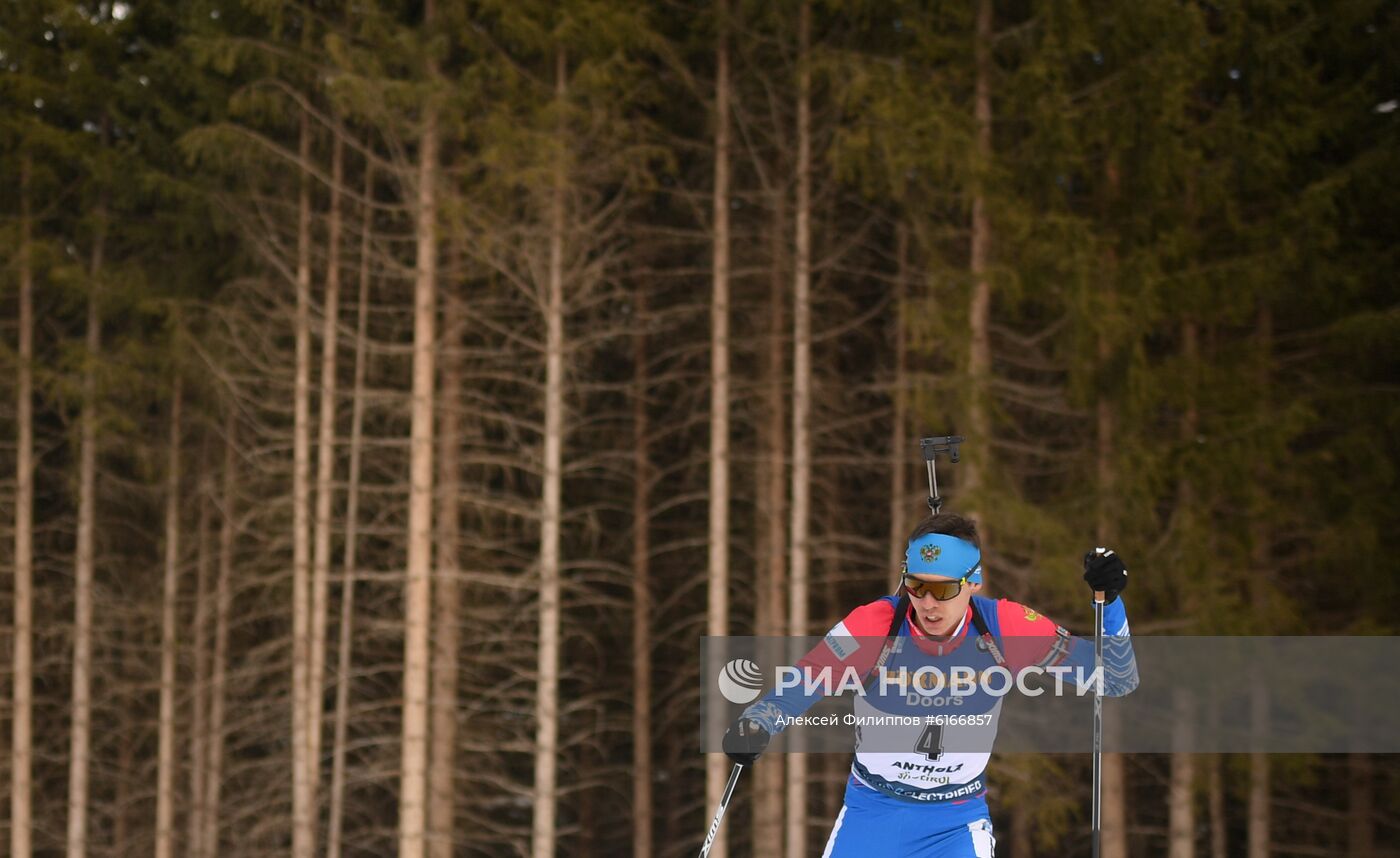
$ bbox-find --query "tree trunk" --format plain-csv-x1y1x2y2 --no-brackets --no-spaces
156,376,183,858
532,45,568,858
964,0,994,510
754,179,788,858
327,162,374,858
204,414,238,858
1097,155,1129,858
428,288,464,858
1208,755,1226,858
1168,690,1195,858
11,152,35,858
632,287,653,858
888,222,910,581
785,5,813,856
310,135,346,832
1247,678,1269,858
1247,307,1272,858
400,14,440,852
1168,323,1199,858
1100,717,1128,857
706,2,733,853
67,198,104,858
1347,754,1373,857
188,454,213,858
291,107,316,858
1178,318,1199,527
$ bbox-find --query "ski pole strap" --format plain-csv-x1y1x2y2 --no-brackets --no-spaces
968,601,1008,668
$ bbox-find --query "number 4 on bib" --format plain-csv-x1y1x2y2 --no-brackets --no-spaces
915,724,944,761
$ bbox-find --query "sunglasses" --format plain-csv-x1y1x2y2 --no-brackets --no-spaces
902,573,972,601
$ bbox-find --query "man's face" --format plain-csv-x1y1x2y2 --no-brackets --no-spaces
907,574,982,637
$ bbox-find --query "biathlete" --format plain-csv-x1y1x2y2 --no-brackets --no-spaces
723,513,1139,857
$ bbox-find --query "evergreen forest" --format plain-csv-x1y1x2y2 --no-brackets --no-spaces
2,0,1397,856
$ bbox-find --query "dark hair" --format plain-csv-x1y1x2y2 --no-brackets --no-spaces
907,513,979,548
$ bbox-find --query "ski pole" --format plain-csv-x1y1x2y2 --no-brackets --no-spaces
698,762,745,858
1091,590,1105,858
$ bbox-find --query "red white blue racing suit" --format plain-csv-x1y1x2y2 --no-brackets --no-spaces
741,595,1138,857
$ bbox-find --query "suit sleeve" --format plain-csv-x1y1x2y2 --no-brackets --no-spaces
994,599,1074,672
996,598,1138,697
741,600,897,732
1091,597,1139,697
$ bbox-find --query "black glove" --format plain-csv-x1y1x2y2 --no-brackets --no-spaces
1083,547,1128,604
723,717,770,766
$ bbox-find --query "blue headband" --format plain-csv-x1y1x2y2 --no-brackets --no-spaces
904,533,982,583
